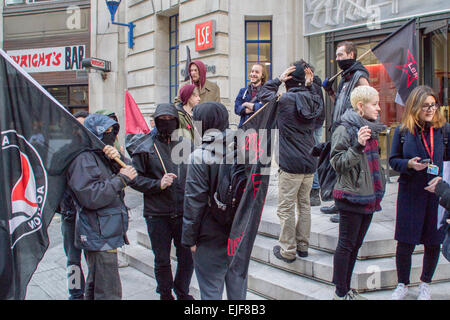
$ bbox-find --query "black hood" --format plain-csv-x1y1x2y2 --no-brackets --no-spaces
193,102,229,136
154,103,180,125
343,60,369,79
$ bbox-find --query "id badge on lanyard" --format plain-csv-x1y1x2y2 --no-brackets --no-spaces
422,128,439,176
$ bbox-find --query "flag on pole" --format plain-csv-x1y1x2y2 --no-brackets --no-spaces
183,45,192,82
124,90,150,155
226,97,280,282
0,49,103,299
372,19,418,105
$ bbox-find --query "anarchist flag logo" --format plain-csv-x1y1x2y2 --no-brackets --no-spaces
2,130,48,249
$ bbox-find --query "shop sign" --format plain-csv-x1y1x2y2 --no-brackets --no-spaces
304,0,450,36
195,20,216,52
7,45,86,73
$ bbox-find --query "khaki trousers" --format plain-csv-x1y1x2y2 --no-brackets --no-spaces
277,170,314,259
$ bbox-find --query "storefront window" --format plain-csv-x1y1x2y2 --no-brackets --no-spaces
245,21,272,87
169,14,179,104
45,85,88,114
308,34,326,81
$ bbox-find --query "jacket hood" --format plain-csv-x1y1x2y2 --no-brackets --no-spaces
288,87,323,121
154,103,180,129
189,60,207,88
193,102,229,137
343,60,369,79
84,113,119,140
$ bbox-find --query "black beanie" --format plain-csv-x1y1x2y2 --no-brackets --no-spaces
285,62,305,89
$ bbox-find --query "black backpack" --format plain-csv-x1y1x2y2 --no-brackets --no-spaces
207,135,248,226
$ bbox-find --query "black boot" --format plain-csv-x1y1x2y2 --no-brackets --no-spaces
320,203,339,214
310,188,321,207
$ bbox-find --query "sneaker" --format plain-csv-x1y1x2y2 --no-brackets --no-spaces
347,289,368,300
273,245,296,263
296,250,308,258
320,203,339,214
310,188,321,207
330,213,340,223
391,283,408,300
417,282,431,300
333,292,349,300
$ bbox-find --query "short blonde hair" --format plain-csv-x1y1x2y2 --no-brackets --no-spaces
350,86,379,111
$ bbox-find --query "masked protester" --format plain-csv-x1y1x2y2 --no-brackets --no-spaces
320,41,370,223
66,113,137,300
129,103,194,300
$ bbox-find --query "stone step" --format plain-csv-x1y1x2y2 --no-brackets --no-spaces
251,234,450,291
248,259,450,300
118,236,266,300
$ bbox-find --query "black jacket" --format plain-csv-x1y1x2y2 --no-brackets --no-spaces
182,102,230,248
130,103,190,217
258,78,323,174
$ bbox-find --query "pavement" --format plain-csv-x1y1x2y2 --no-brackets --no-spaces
25,178,450,300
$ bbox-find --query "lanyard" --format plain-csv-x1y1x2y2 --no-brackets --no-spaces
421,127,434,163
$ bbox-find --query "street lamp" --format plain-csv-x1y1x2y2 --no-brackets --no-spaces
105,0,135,49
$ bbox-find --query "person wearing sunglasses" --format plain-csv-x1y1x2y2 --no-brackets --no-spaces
389,85,450,300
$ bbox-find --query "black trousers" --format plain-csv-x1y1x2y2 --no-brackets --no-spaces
396,241,441,285
333,209,373,297
145,215,194,299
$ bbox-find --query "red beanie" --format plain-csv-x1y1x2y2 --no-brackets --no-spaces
179,84,196,105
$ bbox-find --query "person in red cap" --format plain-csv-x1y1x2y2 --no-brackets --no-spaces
176,84,201,141
189,60,220,103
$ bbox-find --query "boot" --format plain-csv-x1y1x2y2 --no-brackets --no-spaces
320,203,339,214
310,188,321,207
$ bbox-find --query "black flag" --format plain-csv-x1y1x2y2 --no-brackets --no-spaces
372,19,418,105
183,45,192,82
0,49,103,299
226,96,280,283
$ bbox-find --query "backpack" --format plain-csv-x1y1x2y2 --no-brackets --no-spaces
207,134,248,226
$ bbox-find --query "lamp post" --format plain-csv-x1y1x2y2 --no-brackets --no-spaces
105,0,135,49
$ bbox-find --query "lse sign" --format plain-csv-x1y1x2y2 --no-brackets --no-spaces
195,20,216,52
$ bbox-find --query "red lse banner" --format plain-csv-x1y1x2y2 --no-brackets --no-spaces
195,20,216,52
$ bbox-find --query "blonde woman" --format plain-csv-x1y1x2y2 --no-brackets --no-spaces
389,85,449,300
330,85,386,300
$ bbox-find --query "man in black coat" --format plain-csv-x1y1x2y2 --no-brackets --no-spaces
258,61,323,263
321,41,370,222
130,103,194,300
66,113,137,300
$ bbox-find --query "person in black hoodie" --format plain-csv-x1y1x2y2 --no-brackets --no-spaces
182,102,248,300
258,61,323,263
130,103,194,300
320,41,370,222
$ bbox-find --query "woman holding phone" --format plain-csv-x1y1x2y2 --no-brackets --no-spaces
389,85,450,300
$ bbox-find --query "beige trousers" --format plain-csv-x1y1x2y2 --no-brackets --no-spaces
277,169,314,259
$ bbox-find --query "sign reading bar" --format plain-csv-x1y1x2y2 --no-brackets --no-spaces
7,46,86,73
81,57,111,72
195,20,216,52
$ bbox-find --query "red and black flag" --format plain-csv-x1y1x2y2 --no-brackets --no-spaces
372,19,418,105
226,97,280,284
124,90,151,156
0,49,103,299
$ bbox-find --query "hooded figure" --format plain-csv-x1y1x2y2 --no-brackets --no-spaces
257,62,324,264
94,109,123,151
129,103,194,300
182,102,248,300
188,60,221,103
66,113,136,300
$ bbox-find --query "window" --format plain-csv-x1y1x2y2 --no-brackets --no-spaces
169,14,179,104
46,85,88,114
245,21,272,87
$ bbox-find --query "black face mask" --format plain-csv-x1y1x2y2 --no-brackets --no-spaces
338,58,356,71
156,119,178,140
102,131,117,146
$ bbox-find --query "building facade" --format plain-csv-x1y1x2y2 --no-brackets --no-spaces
90,0,308,132
3,0,90,114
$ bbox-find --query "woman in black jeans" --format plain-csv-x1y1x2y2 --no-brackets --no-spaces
389,85,448,300
330,86,386,300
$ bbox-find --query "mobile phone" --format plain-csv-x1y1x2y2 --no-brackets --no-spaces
419,159,431,164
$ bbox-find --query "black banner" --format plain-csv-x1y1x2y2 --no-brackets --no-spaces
0,49,103,299
372,19,418,105
226,97,280,283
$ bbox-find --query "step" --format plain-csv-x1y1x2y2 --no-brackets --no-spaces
118,235,266,300
247,259,450,300
251,234,450,291
259,202,425,260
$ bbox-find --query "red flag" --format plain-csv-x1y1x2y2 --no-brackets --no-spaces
124,90,150,135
